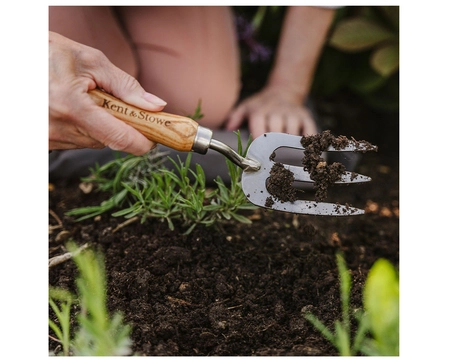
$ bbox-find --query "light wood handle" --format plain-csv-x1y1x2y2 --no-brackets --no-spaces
88,88,199,152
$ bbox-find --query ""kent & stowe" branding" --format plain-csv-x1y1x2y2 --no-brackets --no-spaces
100,98,171,126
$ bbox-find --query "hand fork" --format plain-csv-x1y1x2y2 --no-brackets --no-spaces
89,89,374,216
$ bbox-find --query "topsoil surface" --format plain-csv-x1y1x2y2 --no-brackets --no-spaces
49,92,399,356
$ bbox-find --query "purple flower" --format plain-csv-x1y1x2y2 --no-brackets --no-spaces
235,15,272,63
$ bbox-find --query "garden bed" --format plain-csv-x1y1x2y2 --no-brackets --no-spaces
49,93,399,356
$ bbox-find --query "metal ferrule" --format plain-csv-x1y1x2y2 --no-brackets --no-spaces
192,126,260,171
192,126,213,154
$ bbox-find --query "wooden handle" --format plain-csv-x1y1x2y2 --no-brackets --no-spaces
88,88,199,152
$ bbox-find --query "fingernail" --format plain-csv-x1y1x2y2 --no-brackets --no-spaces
143,92,167,106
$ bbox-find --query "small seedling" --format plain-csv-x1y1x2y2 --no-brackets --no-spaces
304,252,369,356
304,252,399,356
49,242,132,356
49,287,76,356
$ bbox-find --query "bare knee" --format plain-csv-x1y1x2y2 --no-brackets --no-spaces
116,6,241,127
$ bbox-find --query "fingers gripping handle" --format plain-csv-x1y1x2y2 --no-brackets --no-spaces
88,89,212,153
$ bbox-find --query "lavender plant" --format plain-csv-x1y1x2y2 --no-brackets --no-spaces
235,12,273,63
66,102,256,234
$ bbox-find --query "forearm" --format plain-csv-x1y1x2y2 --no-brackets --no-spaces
267,6,335,102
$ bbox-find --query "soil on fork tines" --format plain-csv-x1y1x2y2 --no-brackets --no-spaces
49,94,399,356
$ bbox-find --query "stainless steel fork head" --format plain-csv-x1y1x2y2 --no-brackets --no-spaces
241,132,373,216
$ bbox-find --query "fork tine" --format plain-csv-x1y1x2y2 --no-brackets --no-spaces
325,142,373,152
252,132,376,153
284,164,372,184
266,199,365,216
242,167,367,216
337,171,372,184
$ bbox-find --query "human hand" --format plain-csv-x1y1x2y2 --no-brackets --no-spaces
225,86,318,139
49,31,167,155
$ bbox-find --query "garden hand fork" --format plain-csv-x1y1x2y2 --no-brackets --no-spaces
89,89,375,216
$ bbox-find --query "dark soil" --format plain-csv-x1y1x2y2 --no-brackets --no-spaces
49,93,399,356
266,162,298,204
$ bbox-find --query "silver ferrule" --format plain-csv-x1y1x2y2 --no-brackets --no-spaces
192,126,213,154
192,126,260,171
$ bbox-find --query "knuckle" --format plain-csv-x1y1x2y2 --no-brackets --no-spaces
108,72,142,100
77,47,106,68
118,74,141,95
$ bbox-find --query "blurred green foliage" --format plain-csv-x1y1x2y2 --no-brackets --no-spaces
234,6,399,112
362,258,400,355
313,6,399,111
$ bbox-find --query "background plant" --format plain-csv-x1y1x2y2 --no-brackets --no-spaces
234,6,399,112
49,242,132,356
304,252,399,356
313,6,399,111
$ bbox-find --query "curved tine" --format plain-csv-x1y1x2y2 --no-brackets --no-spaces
338,172,372,183
249,133,372,184
260,132,306,150
241,169,365,216
268,200,365,216
285,164,372,184
250,132,373,153
284,164,314,182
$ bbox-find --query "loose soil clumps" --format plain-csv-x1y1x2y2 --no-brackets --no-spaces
301,130,347,201
300,130,377,201
266,162,298,205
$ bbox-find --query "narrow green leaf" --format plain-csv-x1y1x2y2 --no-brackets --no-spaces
183,223,197,235
113,188,128,204
222,212,231,220
167,217,175,231
334,321,351,356
304,313,336,344
112,206,139,217
49,318,65,350
230,212,253,224
203,204,221,211
238,203,259,211
336,252,351,332
352,309,370,354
